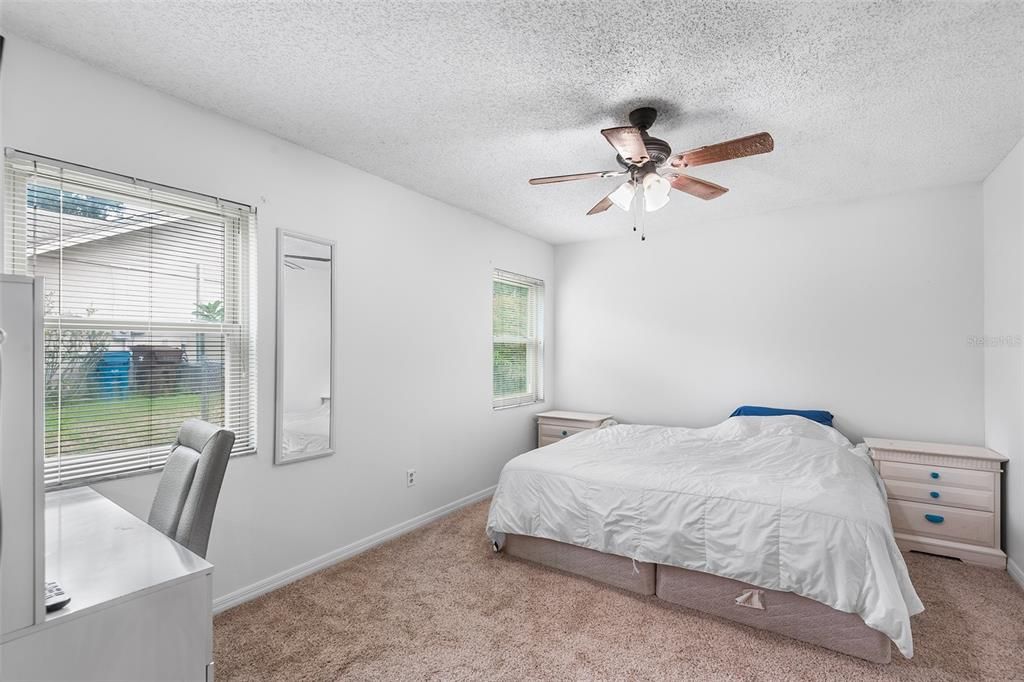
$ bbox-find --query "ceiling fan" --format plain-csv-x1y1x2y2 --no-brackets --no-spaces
528,107,774,239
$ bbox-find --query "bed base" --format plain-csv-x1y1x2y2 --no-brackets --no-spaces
656,564,891,663
503,534,656,595
501,534,891,664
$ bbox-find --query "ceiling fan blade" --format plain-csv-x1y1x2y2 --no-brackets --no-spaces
601,127,650,165
669,132,774,168
528,170,623,185
586,195,614,215
669,174,729,200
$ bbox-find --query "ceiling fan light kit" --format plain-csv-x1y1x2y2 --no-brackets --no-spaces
642,171,671,211
529,107,774,240
608,181,636,211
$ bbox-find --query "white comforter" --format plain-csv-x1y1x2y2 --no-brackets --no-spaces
486,416,924,657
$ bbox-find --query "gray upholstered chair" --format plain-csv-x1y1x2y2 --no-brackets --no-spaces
147,419,235,559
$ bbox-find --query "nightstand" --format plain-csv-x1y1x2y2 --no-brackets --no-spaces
865,438,1007,569
536,410,613,448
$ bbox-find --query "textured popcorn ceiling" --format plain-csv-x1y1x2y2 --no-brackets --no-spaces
4,1,1023,244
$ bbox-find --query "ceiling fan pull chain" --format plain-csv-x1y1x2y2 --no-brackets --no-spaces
633,179,646,236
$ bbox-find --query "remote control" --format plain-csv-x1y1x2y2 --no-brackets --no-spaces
45,580,71,613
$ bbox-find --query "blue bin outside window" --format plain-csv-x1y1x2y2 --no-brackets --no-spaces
95,351,131,399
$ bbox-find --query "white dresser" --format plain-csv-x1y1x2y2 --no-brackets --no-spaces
865,438,1007,569
536,410,613,448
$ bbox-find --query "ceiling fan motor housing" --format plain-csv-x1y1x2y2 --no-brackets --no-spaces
618,107,672,166
616,135,672,168
641,135,671,165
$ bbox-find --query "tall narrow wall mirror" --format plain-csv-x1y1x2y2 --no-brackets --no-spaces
275,230,335,464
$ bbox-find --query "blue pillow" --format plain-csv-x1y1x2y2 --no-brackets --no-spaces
729,405,834,427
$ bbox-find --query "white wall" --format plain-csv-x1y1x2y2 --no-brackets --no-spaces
983,136,1024,579
555,185,985,445
1,36,555,601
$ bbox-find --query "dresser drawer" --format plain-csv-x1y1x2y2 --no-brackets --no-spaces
539,423,588,440
888,499,994,546
883,479,994,512
879,461,994,490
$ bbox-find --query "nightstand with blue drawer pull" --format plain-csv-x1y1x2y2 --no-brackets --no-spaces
865,438,1007,569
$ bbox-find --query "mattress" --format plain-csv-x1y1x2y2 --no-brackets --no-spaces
486,415,923,657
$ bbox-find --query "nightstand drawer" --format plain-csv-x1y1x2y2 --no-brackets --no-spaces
883,479,994,512
538,436,561,448
888,499,994,546
879,461,993,490
539,423,587,440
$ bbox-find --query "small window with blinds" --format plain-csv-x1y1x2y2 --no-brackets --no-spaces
3,151,257,488
492,269,544,409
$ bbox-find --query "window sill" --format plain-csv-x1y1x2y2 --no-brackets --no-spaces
44,448,257,492
46,465,167,492
492,400,543,411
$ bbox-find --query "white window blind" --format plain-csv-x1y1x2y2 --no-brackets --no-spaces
492,269,544,409
3,151,257,488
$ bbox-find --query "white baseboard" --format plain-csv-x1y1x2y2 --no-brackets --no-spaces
1008,556,1024,592
213,485,496,613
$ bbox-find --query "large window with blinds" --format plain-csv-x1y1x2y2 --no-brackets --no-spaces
3,151,257,488
492,269,544,409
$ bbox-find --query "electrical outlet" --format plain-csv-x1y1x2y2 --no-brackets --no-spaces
406,469,416,487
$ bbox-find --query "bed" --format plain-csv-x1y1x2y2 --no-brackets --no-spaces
486,415,923,663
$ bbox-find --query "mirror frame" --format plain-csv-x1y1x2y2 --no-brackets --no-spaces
274,229,336,465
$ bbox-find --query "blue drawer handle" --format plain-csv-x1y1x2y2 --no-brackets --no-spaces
930,491,940,499
930,472,940,479
925,514,944,524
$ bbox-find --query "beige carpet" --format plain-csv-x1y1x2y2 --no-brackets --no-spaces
215,500,1024,681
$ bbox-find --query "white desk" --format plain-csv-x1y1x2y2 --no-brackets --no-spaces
1,488,214,681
